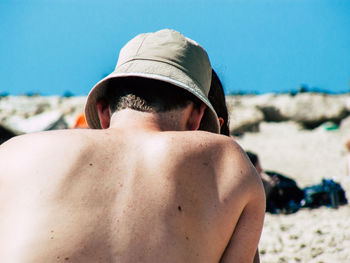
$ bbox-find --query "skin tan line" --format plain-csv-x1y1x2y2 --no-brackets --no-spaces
0,101,265,262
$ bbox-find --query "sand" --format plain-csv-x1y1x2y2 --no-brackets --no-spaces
237,121,350,263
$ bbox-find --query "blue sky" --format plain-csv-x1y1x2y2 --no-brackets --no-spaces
1,0,349,95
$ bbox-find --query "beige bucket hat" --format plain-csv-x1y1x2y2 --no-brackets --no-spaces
85,29,220,133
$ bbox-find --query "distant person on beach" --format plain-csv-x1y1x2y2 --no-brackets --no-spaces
73,113,89,129
246,151,304,214
344,138,350,178
0,29,265,262
245,151,279,197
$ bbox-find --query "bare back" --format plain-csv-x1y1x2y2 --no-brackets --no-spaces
0,128,264,262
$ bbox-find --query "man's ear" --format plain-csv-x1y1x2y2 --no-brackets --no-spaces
96,99,111,129
187,103,207,131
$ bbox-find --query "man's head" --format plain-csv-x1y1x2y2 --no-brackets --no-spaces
96,77,206,130
102,77,202,114
84,29,220,133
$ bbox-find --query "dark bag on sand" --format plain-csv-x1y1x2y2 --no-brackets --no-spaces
265,171,304,214
302,179,348,209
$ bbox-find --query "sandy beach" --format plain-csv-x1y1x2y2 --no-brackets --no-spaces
0,94,349,262
237,121,350,263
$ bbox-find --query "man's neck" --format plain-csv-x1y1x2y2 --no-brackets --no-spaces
108,109,185,132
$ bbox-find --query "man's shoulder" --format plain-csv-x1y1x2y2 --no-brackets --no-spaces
0,130,93,168
166,130,239,149
188,132,264,197
174,131,265,208
181,131,245,158
161,130,249,169
0,129,98,184
1,129,89,151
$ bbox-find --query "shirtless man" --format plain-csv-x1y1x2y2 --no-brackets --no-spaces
0,29,265,262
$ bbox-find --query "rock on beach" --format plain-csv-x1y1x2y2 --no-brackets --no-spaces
227,93,350,134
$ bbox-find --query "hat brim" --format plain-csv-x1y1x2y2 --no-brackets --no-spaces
85,59,220,133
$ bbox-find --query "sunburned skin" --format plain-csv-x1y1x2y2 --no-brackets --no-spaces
0,108,265,263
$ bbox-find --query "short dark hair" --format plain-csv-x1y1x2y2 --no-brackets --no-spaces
208,70,230,136
246,151,259,166
104,77,202,113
